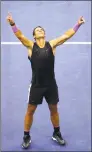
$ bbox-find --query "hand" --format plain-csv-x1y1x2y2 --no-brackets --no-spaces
78,16,85,25
6,12,14,24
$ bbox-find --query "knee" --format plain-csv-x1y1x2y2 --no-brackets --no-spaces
50,110,58,116
26,104,37,115
49,105,58,116
27,109,35,115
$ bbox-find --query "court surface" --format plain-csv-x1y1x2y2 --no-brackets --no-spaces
1,1,91,151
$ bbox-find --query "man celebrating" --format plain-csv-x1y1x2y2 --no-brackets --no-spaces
6,13,85,149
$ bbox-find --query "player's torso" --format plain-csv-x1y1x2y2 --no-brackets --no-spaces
31,41,54,67
28,41,55,86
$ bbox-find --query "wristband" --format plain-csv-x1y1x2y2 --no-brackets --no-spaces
10,22,15,26
73,23,81,32
12,25,18,33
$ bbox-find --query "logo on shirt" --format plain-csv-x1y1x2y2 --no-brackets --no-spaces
46,49,48,52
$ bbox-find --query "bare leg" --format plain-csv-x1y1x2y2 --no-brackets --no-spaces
48,104,60,127
24,104,37,131
48,104,65,145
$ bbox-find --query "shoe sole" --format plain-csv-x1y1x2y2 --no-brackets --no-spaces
52,137,66,145
52,137,57,141
22,140,31,149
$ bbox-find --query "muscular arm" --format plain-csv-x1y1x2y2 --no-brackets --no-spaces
10,23,33,57
49,25,80,49
7,13,34,57
11,23,34,48
49,29,75,48
49,17,85,50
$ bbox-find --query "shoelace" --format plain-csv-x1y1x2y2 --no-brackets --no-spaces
55,132,63,140
23,135,30,143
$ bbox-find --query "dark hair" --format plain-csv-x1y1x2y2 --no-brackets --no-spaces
33,26,45,36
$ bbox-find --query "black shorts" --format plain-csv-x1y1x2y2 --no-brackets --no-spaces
27,82,59,105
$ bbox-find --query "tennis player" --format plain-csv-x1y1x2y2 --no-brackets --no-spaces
6,13,85,149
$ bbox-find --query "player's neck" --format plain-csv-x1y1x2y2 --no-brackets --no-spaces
36,38,45,48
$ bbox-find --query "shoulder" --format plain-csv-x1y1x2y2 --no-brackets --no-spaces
48,40,54,49
47,41,56,56
46,41,53,49
28,40,34,49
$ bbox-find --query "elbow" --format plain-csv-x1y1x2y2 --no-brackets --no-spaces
65,29,76,39
66,33,75,39
16,34,24,42
64,35,70,41
17,36,23,41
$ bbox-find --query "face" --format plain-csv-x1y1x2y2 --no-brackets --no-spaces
34,27,45,39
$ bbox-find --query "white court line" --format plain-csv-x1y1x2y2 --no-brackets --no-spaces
1,42,92,45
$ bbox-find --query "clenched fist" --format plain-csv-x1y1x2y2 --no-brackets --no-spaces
6,12,15,25
78,16,85,25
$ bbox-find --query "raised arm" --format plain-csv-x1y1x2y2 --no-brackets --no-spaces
49,16,85,49
6,13,34,49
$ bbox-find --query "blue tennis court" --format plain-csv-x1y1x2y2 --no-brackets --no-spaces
1,1,91,151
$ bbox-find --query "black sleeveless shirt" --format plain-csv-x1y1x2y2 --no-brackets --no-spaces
28,41,55,87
